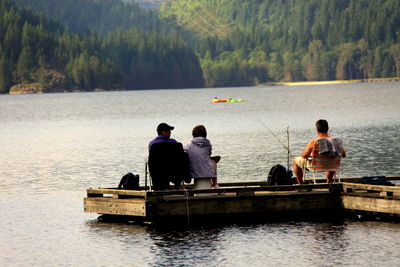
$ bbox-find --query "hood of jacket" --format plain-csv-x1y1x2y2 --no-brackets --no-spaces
191,137,211,148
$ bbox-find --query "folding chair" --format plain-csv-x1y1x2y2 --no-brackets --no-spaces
303,140,341,184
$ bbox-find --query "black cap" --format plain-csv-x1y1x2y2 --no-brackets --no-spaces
157,123,174,132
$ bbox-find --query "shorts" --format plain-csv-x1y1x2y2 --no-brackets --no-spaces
294,157,312,169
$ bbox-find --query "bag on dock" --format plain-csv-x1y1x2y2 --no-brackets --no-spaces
118,173,140,190
357,176,393,186
267,164,293,185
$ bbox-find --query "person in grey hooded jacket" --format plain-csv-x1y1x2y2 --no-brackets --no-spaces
184,125,220,188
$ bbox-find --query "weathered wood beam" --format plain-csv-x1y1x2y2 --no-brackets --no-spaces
84,197,146,216
342,182,400,193
342,195,400,215
87,188,147,197
147,191,340,217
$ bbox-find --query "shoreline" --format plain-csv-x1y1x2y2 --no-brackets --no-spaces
273,77,400,86
7,77,400,94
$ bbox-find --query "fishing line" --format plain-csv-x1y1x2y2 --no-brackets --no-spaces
256,119,294,168
184,188,190,225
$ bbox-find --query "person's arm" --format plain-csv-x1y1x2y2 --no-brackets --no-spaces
183,142,189,153
301,139,315,158
340,146,347,158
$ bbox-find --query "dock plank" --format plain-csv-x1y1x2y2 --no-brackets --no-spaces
342,182,400,193
87,188,147,198
84,197,146,216
342,195,400,215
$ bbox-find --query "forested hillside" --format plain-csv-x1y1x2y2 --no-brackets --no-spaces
13,0,172,34
0,0,204,93
126,0,165,10
161,0,400,87
3,0,400,92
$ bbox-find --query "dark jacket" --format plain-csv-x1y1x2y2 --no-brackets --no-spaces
148,142,190,190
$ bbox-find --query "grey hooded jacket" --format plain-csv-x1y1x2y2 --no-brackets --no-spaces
184,137,217,178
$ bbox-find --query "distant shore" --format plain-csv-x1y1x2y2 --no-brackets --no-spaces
8,77,400,94
8,83,111,95
272,77,400,86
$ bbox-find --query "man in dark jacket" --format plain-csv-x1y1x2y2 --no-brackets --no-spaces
148,123,177,151
148,123,190,190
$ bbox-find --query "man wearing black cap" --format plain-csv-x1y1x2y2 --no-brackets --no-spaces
148,123,190,190
148,123,177,151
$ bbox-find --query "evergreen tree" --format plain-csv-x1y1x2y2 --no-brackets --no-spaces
0,55,12,93
268,52,283,82
357,39,371,79
304,40,329,81
16,46,35,83
390,43,400,78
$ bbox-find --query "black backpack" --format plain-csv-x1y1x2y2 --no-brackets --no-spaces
267,164,293,185
358,176,393,186
118,173,140,190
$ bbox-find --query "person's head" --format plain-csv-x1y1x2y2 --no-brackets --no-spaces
192,125,207,138
157,122,174,136
316,119,329,133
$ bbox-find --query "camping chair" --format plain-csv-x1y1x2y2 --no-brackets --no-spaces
303,140,341,184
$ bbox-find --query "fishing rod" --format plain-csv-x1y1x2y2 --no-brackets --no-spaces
256,119,294,169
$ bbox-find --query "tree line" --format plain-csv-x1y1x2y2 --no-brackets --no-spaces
0,0,204,93
2,0,400,92
161,0,400,87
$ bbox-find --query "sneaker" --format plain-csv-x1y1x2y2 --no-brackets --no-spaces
213,185,220,189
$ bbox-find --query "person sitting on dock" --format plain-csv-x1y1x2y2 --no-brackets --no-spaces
293,119,346,184
184,125,220,189
148,122,178,151
148,123,190,190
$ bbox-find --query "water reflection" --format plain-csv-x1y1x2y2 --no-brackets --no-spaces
85,218,224,266
149,227,221,267
85,217,353,267
301,223,349,266
85,219,156,265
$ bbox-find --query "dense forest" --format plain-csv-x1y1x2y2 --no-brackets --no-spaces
124,0,164,10
13,0,172,34
0,0,204,93
1,0,399,93
161,0,400,87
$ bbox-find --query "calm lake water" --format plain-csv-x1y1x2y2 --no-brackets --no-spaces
1,82,400,266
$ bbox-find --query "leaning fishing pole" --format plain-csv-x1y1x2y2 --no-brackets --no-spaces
257,119,295,185
286,126,291,169
256,119,294,168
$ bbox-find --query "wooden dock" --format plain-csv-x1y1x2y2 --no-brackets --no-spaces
342,182,400,217
84,177,400,222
